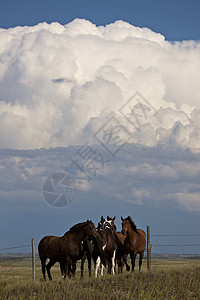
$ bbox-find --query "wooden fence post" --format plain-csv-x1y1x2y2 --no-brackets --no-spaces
31,238,36,283
147,226,151,282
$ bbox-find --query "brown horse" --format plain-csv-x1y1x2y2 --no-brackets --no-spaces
38,220,99,280
121,216,146,272
105,216,130,273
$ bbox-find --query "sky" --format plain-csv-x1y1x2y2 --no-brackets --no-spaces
0,0,200,255
1,0,200,41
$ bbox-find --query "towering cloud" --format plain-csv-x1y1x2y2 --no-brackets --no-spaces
0,18,200,150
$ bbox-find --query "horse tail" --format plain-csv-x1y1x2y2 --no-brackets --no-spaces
38,238,46,259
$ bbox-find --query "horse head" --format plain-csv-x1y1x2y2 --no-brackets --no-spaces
103,216,116,230
85,220,99,239
97,216,105,230
121,216,140,236
121,216,129,234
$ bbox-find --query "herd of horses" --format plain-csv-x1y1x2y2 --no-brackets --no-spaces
38,216,146,280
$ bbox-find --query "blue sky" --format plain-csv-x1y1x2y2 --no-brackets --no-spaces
1,0,200,41
0,0,200,256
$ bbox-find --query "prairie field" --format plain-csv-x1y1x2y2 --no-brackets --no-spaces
0,257,200,299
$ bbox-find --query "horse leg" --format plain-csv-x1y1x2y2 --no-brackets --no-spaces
81,253,86,278
101,261,105,276
59,257,69,279
111,250,116,275
139,251,144,271
118,260,123,273
117,254,124,273
95,256,100,277
40,257,47,279
71,259,76,277
87,251,92,277
46,260,56,280
123,254,130,272
59,260,68,279
59,261,64,277
107,257,114,274
115,250,123,273
130,252,136,272
117,257,123,273
107,261,111,274
67,260,72,278
114,255,117,273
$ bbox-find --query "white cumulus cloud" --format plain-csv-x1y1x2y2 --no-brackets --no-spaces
0,18,200,150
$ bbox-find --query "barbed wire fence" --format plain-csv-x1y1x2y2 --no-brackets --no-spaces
0,241,35,284
151,233,200,253
0,229,200,283
146,226,200,282
0,245,32,252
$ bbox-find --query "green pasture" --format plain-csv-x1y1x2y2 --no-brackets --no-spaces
0,257,200,299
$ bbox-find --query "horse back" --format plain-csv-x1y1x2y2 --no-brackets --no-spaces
38,235,66,260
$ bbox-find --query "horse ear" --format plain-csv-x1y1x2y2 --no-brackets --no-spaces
107,216,109,220
101,216,104,222
113,216,116,221
121,216,124,221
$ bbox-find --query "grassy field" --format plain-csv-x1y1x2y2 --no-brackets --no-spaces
0,257,200,299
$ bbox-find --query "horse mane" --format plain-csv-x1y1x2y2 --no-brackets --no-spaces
66,220,94,234
126,216,140,235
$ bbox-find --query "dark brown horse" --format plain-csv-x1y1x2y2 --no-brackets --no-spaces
121,216,146,272
38,220,99,280
105,216,130,273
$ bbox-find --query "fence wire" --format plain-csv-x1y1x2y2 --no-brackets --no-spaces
0,245,31,251
153,244,200,247
150,232,200,255
1,234,200,252
152,234,200,237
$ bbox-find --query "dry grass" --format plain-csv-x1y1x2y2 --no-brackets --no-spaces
0,258,200,299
